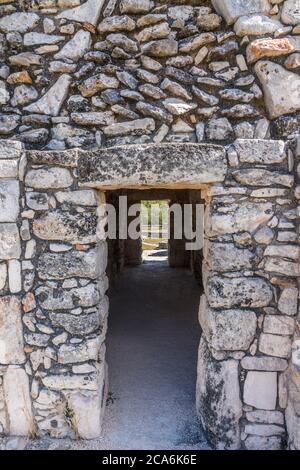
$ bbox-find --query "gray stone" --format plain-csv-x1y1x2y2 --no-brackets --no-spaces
234,15,281,36
106,33,138,53
54,30,91,62
0,297,25,365
57,0,105,26
282,0,300,25
0,223,21,260
259,333,292,359
50,310,103,335
11,85,38,107
25,167,73,189
71,112,115,126
199,296,257,351
141,39,178,57
244,371,277,410
136,102,172,123
42,372,101,391
206,276,273,309
0,140,22,160
241,356,288,371
136,22,170,43
79,73,119,98
103,118,155,137
163,98,197,116
3,366,34,436
232,169,293,187
264,316,295,336
58,338,100,364
33,209,97,244
24,75,71,117
204,242,254,272
244,436,282,450
244,423,285,437
0,115,20,134
120,0,153,14
192,86,219,106
278,288,298,316
0,180,19,223
98,15,135,33
161,78,192,101
36,283,101,310
211,0,270,25
206,118,233,140
255,61,300,119
38,246,107,280
55,189,98,206
24,33,65,46
264,258,299,277
234,139,286,164
78,143,227,189
0,12,39,33
196,337,242,450
246,410,284,425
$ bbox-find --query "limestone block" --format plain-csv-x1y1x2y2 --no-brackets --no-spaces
3,366,34,436
206,276,273,309
57,0,105,25
58,338,100,364
206,202,273,236
263,315,295,336
244,423,285,437
211,0,269,24
36,283,101,310
24,75,71,117
241,356,288,371
0,160,18,178
259,333,292,359
196,337,242,449
66,390,104,439
25,167,73,189
278,288,298,315
0,223,21,260
78,143,227,189
33,209,97,244
233,139,286,164
204,241,254,272
42,372,101,391
255,61,300,119
50,309,104,336
199,296,257,351
281,0,300,25
244,371,277,410
244,435,282,450
232,169,293,187
234,15,282,36
0,140,22,160
0,12,39,33
246,410,284,425
0,296,25,364
0,180,19,223
54,30,92,62
264,258,299,277
120,0,153,14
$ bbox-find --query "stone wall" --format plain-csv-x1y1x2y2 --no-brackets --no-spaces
0,0,300,149
0,137,299,449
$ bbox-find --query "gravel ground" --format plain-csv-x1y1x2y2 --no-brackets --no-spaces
0,259,210,451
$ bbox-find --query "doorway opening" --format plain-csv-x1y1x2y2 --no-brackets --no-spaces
100,188,208,450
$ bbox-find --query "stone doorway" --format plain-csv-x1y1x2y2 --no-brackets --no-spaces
0,139,298,450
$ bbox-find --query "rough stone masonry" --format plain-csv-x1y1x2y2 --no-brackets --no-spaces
0,0,299,451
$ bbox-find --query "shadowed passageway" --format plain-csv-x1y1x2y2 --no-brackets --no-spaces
102,260,209,450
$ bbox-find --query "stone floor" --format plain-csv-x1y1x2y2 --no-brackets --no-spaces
0,258,210,450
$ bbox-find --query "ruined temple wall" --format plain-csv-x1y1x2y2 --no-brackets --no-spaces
0,0,300,150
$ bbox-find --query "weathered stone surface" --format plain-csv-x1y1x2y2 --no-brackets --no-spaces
0,12,39,33
244,423,285,437
71,111,115,126
247,38,295,64
204,242,254,272
264,258,299,277
66,391,104,439
120,0,153,14
241,356,288,371
38,246,107,279
58,338,100,364
259,333,292,359
24,32,65,46
54,30,91,62
42,372,101,391
24,74,71,117
79,73,119,98
263,315,295,336
255,61,300,119
25,167,73,189
244,435,282,450
78,144,227,189
278,288,298,316
103,118,155,137
0,140,22,160
36,283,101,310
206,276,273,309
0,296,25,365
11,85,38,107
232,169,293,187
0,115,20,135
3,366,34,436
50,310,103,335
55,189,98,206
244,371,277,410
33,209,97,244
141,39,178,57
0,180,19,223
57,0,105,26
196,337,242,450
234,15,281,36
282,0,300,25
199,296,257,351
206,202,273,236
211,0,270,25
246,410,284,425
233,139,286,164
98,15,135,33
0,223,21,260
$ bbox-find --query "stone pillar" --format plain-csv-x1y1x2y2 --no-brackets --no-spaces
18,148,109,439
0,140,35,436
125,201,142,266
168,199,190,268
197,139,297,450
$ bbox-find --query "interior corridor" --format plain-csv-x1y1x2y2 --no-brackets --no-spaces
100,259,209,450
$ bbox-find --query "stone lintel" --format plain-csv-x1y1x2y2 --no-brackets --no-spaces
77,143,227,189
